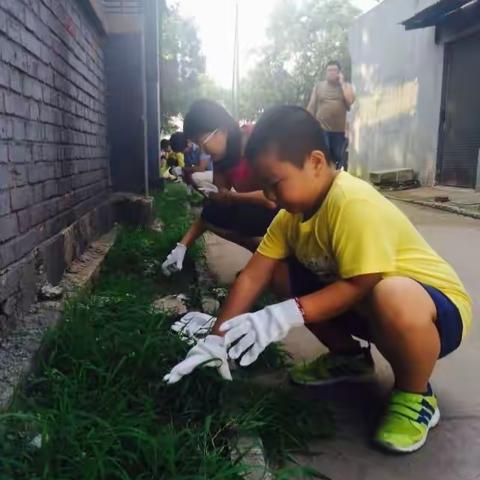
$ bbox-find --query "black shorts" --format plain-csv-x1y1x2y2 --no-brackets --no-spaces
288,258,463,358
201,202,278,237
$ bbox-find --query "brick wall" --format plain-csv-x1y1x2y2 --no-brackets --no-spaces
0,0,111,328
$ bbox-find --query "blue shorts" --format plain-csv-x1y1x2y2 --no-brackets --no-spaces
288,258,463,358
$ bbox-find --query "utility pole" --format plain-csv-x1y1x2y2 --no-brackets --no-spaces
232,0,240,120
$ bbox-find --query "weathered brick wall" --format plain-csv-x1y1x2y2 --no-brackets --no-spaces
0,0,111,328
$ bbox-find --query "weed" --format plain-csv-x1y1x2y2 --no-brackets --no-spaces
0,184,332,479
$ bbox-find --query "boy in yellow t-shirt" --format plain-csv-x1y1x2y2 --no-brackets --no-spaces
164,106,472,454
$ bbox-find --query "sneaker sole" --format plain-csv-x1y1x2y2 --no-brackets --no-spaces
290,371,375,387
375,408,440,454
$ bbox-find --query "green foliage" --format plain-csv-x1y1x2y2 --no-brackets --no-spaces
0,183,332,478
160,2,207,133
239,0,360,120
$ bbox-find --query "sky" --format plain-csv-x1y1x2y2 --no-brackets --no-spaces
169,0,380,88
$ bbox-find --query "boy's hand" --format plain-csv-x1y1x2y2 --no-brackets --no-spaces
163,335,232,384
162,243,187,276
220,299,304,366
171,312,216,343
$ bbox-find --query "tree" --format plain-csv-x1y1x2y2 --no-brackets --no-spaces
159,3,207,132
239,0,360,120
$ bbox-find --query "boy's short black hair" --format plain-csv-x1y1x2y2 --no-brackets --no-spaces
245,105,334,167
326,60,341,70
170,132,187,153
160,139,170,150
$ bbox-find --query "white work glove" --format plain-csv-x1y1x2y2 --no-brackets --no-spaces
220,299,304,367
162,243,187,276
198,184,219,197
163,335,232,384
171,312,216,343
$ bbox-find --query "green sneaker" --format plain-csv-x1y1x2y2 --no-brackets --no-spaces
374,389,440,453
289,348,374,386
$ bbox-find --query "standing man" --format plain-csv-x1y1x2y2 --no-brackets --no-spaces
307,60,355,170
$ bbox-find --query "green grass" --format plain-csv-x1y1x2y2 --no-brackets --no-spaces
0,183,332,479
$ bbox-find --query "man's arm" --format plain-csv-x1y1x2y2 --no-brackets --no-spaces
339,74,356,109
299,273,381,323
213,252,280,334
306,84,318,116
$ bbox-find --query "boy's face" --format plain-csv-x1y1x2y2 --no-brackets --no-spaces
255,148,333,214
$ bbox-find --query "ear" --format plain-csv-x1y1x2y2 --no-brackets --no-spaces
308,150,328,174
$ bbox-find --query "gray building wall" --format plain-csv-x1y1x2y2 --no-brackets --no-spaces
348,0,444,185
0,0,111,330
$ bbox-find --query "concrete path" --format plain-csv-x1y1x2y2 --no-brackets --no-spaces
204,202,480,480
386,186,480,220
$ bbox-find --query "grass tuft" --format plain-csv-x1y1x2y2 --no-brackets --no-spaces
0,183,332,479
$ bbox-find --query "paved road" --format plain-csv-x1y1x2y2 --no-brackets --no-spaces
204,202,480,480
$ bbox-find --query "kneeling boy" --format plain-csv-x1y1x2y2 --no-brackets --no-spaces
165,106,472,453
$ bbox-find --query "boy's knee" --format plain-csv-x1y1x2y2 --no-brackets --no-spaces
369,277,435,329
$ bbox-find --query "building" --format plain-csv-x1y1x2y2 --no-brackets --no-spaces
0,0,161,331
348,0,480,188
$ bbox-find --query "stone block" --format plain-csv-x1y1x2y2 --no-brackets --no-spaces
5,92,29,118
11,229,38,264
0,189,10,215
29,102,40,121
0,117,13,139
24,78,43,101
28,162,55,183
18,257,37,308
9,68,22,93
0,63,9,87
113,193,153,228
11,165,28,186
0,214,18,242
6,15,22,43
8,144,31,163
0,165,9,189
12,119,25,140
370,168,415,185
4,0,25,23
0,9,6,34
25,121,43,141
43,180,57,199
38,235,66,285
30,200,56,226
10,185,32,211
17,207,31,233
0,143,7,163
21,30,41,58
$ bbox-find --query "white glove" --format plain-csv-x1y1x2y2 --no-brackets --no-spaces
198,184,219,197
162,243,187,276
220,299,304,367
163,335,232,384
171,312,216,343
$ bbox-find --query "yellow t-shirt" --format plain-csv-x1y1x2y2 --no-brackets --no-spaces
166,152,185,168
258,172,472,336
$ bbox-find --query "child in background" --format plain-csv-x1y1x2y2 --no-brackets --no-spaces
165,106,472,454
170,132,214,193
160,139,171,178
